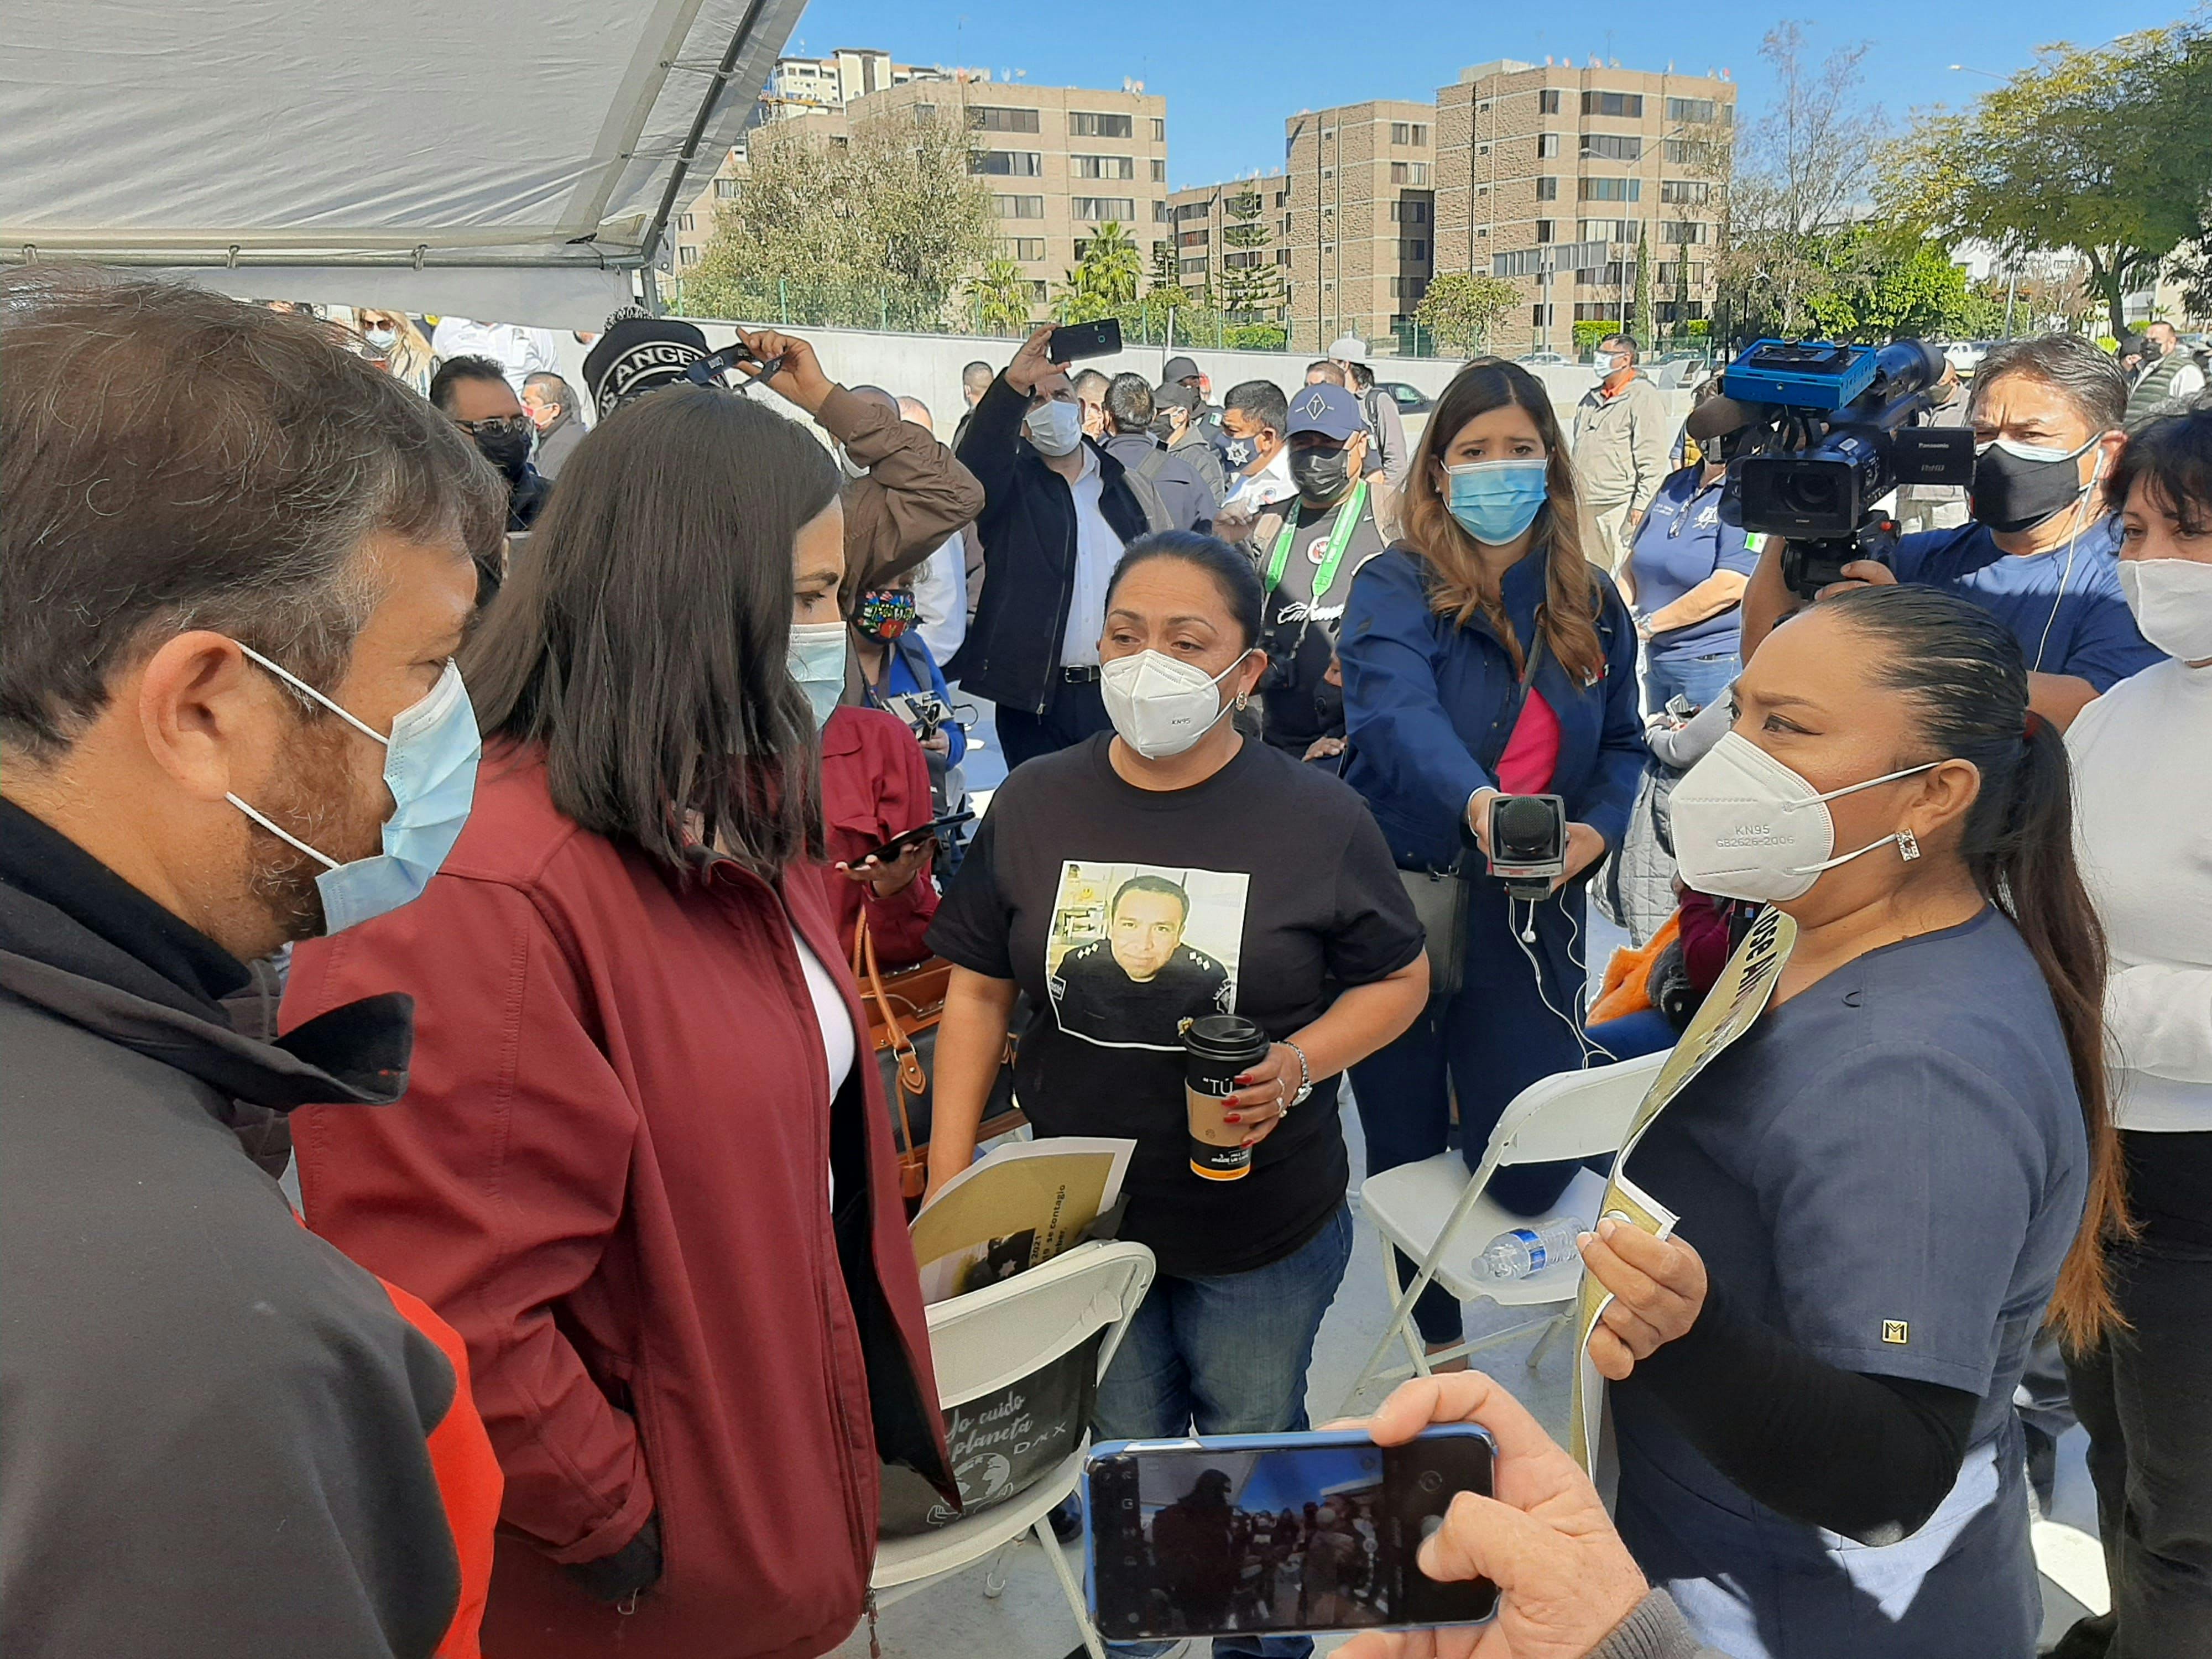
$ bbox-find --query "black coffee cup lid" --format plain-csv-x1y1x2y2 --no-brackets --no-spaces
1184,1013,1268,1061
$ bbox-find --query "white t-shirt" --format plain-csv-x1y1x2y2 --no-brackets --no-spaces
1060,446,1123,668
429,318,562,393
790,926,858,1206
911,531,968,665
2067,657,2212,1131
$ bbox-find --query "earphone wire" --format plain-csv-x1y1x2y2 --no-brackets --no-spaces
2031,450,2104,674
1509,896,1617,1069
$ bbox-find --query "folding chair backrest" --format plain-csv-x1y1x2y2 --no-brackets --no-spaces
921,1239,1156,1410
1486,1051,1667,1169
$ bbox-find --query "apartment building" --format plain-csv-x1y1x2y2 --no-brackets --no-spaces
1280,100,1438,353
757,49,962,122
1434,58,1736,356
669,75,1169,322
851,77,1168,320
1165,171,1292,316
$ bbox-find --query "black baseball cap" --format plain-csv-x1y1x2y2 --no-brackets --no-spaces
583,317,712,418
1162,355,1203,385
1154,381,1199,411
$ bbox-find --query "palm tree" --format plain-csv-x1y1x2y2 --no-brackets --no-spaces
1073,220,1142,308
966,257,1035,336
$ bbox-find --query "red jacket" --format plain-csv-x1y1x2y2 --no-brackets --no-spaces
285,747,954,1659
815,705,940,968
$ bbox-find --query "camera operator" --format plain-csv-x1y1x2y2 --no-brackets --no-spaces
1743,334,2162,729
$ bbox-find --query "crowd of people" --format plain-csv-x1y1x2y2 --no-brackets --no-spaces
2,260,2207,1659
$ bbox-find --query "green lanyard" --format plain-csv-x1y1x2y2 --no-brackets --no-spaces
1264,479,1369,602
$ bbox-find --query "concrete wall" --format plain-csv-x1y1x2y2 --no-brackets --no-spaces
547,322,1689,448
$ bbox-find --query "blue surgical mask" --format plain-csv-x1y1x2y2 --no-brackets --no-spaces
226,646,480,933
1445,459,1550,546
787,620,848,730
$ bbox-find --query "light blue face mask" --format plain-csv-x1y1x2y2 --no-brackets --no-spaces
786,620,848,730
226,645,481,934
1446,458,1551,546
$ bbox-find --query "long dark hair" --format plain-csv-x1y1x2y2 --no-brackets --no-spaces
1401,357,1605,684
464,385,839,873
1825,584,2126,1348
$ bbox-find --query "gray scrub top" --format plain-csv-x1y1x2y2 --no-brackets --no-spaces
1610,907,2088,1659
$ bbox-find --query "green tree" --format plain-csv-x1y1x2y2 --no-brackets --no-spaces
687,111,994,328
965,257,1035,336
1799,229,1983,339
1148,238,1181,293
1053,220,1142,321
1880,21,2212,337
1415,270,1521,354
1218,186,1284,321
1630,231,1653,345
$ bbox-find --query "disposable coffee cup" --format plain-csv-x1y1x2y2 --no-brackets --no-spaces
1184,1014,1270,1181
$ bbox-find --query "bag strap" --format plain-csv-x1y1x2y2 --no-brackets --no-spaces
853,912,926,1151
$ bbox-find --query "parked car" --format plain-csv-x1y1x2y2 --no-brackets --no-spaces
1942,340,1995,377
1376,380,1433,414
1515,351,1574,368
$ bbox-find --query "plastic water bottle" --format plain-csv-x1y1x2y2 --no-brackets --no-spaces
1479,1217,1584,1281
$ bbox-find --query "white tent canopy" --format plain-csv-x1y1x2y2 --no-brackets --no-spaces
0,0,806,328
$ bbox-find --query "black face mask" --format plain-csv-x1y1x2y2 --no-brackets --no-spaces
1289,445,1353,502
473,427,533,484
1969,437,2092,535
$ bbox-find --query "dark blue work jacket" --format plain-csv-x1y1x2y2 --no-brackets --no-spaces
1338,542,1646,874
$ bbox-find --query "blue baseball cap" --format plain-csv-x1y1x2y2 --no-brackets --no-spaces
1284,383,1367,441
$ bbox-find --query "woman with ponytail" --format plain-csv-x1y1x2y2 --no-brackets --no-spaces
1336,358,1645,1359
1554,582,2121,1659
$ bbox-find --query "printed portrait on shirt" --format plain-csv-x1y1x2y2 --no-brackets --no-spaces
1046,860,1246,1051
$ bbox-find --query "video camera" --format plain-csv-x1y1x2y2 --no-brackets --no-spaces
1720,340,1978,599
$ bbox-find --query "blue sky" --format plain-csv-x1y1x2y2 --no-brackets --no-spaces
775,2,2184,189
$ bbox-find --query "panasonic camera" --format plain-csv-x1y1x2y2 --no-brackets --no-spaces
1720,340,1978,599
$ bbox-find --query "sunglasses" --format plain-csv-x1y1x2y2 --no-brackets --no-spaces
453,414,535,438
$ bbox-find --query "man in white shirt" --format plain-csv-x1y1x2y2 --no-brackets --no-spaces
948,326,1171,768
898,395,969,664
1212,379,1295,545
428,317,561,393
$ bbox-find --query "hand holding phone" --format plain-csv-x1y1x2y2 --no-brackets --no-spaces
852,811,973,867
1332,1373,1651,1659
1085,1425,1497,1642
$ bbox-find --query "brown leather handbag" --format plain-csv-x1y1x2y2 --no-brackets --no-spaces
851,913,1022,1202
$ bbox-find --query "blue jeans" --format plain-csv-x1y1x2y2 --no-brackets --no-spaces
1584,1007,1679,1063
1642,648,1740,718
1096,1204,1355,1659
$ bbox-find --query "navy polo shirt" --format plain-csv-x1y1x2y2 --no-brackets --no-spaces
1888,515,2161,688
1625,466,1764,666
1609,909,2087,1657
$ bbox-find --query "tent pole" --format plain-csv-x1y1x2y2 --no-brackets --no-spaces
642,264,663,317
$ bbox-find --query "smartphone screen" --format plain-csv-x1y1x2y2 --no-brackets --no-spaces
1086,1428,1496,1641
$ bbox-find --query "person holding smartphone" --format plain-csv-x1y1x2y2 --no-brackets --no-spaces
927,531,1429,1658
950,325,1173,769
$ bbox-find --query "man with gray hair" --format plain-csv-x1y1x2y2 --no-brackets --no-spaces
1572,332,1672,573
0,270,506,1655
896,394,972,664
520,369,587,479
1744,332,2162,728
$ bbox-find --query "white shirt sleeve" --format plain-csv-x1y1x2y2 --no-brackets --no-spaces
2170,361,2207,401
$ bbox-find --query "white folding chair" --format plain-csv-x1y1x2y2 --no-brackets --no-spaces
872,1239,1156,1659
1340,1051,1667,1414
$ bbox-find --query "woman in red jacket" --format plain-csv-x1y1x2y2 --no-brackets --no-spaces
817,703,939,967
285,384,954,1659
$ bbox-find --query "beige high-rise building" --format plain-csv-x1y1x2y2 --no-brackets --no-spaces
1434,59,1735,358
1280,100,1437,354
670,75,1168,326
1165,172,1291,317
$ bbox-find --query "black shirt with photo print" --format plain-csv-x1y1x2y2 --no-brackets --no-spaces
928,734,1423,1278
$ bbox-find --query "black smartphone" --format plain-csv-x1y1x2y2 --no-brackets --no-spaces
1085,1427,1498,1641
1049,318,1123,362
853,811,974,866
